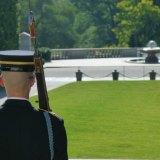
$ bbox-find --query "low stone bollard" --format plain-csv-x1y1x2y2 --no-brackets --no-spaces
112,70,119,80
149,70,156,80
76,70,83,81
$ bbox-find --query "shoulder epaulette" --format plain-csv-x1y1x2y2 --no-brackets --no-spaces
39,108,48,112
48,111,61,119
39,108,60,119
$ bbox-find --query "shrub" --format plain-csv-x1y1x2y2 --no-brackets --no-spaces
39,47,51,62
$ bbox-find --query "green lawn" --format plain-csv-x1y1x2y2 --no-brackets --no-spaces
30,81,160,159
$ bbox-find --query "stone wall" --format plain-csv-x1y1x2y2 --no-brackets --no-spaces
51,48,138,60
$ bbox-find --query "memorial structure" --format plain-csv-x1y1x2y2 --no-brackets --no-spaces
140,40,160,63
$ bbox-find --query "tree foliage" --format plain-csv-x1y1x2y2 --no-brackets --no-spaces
1,0,160,49
114,0,160,47
72,0,120,47
38,0,77,48
0,0,19,50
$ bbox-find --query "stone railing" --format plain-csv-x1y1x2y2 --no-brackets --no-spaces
18,32,140,60
51,48,139,60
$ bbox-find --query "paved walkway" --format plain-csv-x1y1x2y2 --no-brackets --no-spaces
0,76,74,104
1,57,160,105
44,57,160,67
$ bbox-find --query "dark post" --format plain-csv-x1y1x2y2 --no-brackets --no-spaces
76,69,83,81
149,70,156,80
112,70,119,80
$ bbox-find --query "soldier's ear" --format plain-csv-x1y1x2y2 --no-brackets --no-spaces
30,75,35,87
0,76,4,87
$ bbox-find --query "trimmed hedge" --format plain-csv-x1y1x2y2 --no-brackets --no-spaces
39,47,52,62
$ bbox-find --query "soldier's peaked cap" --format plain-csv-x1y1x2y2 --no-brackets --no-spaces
0,50,34,72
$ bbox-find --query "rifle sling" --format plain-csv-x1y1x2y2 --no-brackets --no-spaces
43,112,54,160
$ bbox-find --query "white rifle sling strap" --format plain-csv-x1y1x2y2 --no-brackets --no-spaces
43,112,54,160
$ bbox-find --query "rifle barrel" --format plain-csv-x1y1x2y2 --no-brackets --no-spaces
28,11,52,111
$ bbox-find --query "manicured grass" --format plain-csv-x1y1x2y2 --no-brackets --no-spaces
30,81,160,159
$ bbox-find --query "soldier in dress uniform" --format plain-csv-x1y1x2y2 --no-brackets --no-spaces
0,50,68,160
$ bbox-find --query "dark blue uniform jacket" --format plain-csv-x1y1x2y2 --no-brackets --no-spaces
0,99,68,160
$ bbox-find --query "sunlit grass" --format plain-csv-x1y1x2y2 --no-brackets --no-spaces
30,81,160,159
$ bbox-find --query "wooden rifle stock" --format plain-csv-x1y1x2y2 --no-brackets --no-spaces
29,11,52,111
34,49,52,111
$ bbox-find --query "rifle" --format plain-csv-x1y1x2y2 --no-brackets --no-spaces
28,11,52,111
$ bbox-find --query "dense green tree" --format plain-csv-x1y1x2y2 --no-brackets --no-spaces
153,0,160,6
0,0,19,50
71,0,120,48
18,0,29,33
38,0,77,48
114,0,160,47
19,0,77,48
18,0,160,48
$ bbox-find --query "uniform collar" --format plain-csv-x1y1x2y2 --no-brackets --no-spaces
7,97,29,101
1,98,34,111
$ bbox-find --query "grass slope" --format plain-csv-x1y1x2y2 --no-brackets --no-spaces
30,81,160,159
